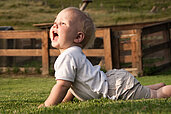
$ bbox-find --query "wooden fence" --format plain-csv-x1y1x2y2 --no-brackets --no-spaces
49,28,115,71
106,20,171,76
114,29,142,76
0,30,49,75
0,28,115,75
141,21,171,74
0,20,170,76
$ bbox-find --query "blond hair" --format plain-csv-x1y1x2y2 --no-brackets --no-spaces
63,7,96,49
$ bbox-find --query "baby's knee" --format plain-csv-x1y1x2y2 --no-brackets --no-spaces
157,85,171,98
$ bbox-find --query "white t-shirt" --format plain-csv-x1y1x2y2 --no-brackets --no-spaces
54,46,108,101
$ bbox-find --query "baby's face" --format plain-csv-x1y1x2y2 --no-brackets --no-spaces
50,9,82,49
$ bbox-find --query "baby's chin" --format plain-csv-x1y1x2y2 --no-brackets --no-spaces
51,42,59,48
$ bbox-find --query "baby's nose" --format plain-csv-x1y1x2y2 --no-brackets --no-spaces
53,24,58,29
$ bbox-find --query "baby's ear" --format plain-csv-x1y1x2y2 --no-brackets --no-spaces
74,32,85,43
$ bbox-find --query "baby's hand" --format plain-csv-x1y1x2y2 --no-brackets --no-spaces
38,103,45,109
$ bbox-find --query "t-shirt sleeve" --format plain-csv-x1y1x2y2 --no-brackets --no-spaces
54,54,77,82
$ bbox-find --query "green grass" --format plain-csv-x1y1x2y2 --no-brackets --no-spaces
0,73,171,113
0,0,171,30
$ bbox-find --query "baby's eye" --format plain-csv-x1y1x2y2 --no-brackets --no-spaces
61,22,65,25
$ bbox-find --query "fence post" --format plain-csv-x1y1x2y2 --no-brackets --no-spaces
42,30,49,75
103,28,113,70
131,30,138,69
163,23,171,64
112,31,120,68
136,29,143,76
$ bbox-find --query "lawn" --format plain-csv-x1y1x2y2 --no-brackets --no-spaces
0,0,171,113
0,72,171,113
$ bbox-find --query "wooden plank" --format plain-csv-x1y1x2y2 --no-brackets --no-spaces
120,34,136,39
120,55,132,63
136,29,143,76
163,26,171,64
0,30,43,39
120,43,132,51
0,49,42,56
111,31,120,68
101,20,165,31
95,29,104,38
83,49,105,57
143,41,171,57
141,22,170,36
131,30,137,68
119,30,135,34
124,68,138,71
124,67,138,76
142,39,165,46
144,49,167,58
155,58,171,67
41,30,49,75
34,20,165,31
49,49,61,56
49,49,105,57
103,28,113,70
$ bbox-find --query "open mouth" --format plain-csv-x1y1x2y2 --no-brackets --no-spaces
52,31,58,40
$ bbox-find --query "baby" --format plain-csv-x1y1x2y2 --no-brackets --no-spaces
38,7,171,108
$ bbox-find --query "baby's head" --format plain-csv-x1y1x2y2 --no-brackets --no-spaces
50,7,95,49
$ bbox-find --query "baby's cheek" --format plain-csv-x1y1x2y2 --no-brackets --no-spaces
49,29,53,39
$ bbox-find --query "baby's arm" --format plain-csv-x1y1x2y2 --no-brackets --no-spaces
62,89,74,103
39,80,72,108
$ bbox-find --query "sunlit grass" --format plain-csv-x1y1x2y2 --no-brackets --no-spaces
0,73,171,113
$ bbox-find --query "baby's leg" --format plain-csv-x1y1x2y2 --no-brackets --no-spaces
145,83,166,90
151,85,171,98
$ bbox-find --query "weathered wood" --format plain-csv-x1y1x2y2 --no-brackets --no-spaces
49,49,61,56
0,30,43,39
124,68,138,71
136,29,143,76
119,30,135,34
49,49,105,57
143,41,171,57
112,32,120,68
142,39,165,46
120,55,132,63
0,30,49,75
101,21,165,31
103,28,113,70
95,28,105,38
0,49,42,56
141,21,171,36
120,43,132,51
83,49,105,57
163,26,171,64
155,57,171,67
33,20,167,31
131,31,137,68
120,34,136,39
124,67,138,76
41,30,49,75
1,21,170,76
